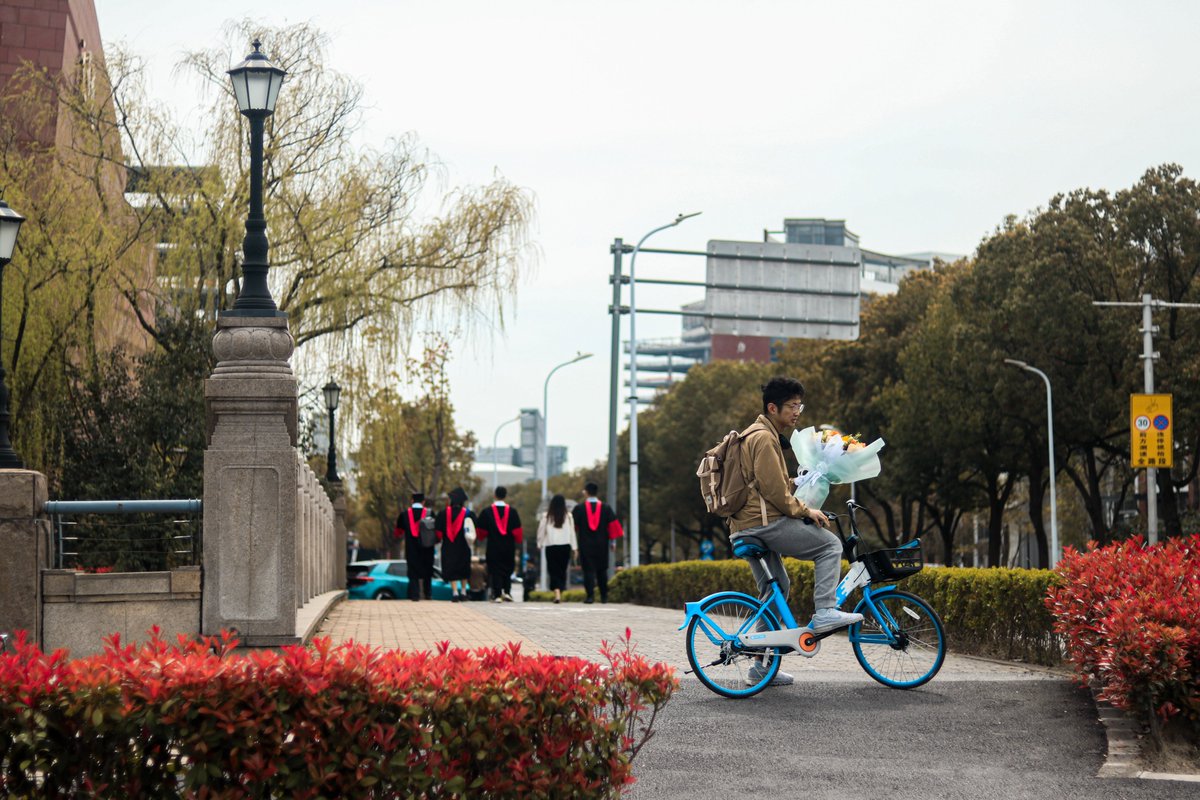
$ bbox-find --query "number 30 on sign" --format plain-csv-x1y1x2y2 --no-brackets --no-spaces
1130,394,1172,469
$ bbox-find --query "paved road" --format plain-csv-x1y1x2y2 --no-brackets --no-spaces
318,600,1196,798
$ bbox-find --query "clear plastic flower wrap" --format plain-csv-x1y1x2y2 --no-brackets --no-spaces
791,426,886,509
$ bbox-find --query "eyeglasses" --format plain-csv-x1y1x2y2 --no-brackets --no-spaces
782,401,805,413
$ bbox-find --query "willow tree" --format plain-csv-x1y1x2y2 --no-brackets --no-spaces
61,19,532,399
351,336,479,549
0,59,148,484
3,20,532,495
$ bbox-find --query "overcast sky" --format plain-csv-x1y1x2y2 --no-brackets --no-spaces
96,0,1200,472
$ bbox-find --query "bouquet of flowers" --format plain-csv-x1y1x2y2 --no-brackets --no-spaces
791,426,886,509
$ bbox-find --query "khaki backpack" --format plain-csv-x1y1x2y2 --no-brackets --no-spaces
697,423,769,527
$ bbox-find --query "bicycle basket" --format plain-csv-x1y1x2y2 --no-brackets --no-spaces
862,540,923,582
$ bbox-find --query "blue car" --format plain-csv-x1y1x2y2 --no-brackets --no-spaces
347,559,454,600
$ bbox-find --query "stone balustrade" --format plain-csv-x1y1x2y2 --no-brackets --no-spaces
295,452,337,609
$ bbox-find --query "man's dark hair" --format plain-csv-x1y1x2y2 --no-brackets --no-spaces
761,377,805,414
494,486,508,500
411,492,425,504
584,481,599,497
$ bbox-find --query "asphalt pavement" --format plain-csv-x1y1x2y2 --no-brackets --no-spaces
319,599,1198,798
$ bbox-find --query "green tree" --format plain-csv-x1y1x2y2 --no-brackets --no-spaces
106,22,534,383
351,336,479,550
625,360,771,563
1,20,533,504
1114,165,1200,538
51,316,210,569
504,462,608,565
778,270,949,548
0,62,147,485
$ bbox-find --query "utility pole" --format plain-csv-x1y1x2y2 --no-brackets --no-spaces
607,239,630,514
1094,293,1200,544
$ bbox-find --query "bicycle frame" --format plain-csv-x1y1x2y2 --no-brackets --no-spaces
680,501,921,656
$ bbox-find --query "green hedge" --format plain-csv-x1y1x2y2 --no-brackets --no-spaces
610,560,1062,666
526,589,589,603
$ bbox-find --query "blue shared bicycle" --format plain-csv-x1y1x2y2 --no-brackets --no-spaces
681,500,946,698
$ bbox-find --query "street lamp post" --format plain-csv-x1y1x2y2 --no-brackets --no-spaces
539,352,593,590
323,380,341,483
492,414,521,490
1004,359,1058,567
225,40,287,317
0,200,25,469
628,212,700,567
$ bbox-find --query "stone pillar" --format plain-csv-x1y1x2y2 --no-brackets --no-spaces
0,470,50,644
330,481,347,590
202,316,300,646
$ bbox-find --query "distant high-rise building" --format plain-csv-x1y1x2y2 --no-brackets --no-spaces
508,408,568,481
628,218,961,393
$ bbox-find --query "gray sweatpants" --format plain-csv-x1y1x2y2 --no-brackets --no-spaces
733,516,843,611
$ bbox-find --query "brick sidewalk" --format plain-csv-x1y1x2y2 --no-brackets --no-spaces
315,598,545,654
318,598,1065,683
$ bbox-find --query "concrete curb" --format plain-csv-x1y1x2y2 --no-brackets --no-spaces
1090,681,1200,783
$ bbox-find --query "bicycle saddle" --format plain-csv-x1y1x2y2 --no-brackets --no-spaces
731,535,768,559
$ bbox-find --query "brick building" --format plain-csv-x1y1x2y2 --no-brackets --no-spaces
0,0,105,148
0,0,155,357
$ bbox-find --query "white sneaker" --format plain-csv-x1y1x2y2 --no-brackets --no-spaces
809,607,864,633
745,663,794,686
501,592,514,602
493,597,504,603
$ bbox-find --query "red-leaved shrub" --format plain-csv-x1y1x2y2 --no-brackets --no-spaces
0,628,677,798
1046,535,1200,737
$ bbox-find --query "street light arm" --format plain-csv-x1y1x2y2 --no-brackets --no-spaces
537,352,595,591
491,414,521,490
1002,357,1057,567
626,212,701,569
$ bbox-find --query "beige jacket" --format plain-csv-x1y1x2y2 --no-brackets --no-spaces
728,414,811,534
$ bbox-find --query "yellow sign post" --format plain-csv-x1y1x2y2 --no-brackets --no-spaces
1130,394,1172,468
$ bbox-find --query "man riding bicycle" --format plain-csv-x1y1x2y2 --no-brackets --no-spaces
730,377,863,686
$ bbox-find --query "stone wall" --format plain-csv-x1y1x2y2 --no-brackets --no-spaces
41,566,201,657
0,470,50,643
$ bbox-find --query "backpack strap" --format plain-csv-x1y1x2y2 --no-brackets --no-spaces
742,423,771,528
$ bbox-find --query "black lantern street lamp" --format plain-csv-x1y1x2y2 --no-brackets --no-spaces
0,200,24,469
323,380,341,483
225,40,286,317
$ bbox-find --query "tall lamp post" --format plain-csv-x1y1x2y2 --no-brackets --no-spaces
1004,359,1058,568
0,200,24,469
323,380,341,483
492,414,521,490
225,40,286,317
539,352,593,590
628,212,700,567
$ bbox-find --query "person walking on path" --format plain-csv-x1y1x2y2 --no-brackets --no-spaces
729,376,863,687
436,487,476,602
537,494,577,604
571,482,623,604
394,492,433,601
476,486,524,602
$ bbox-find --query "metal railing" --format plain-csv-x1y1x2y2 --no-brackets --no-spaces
44,500,203,572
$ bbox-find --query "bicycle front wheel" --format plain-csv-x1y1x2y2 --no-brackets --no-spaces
686,596,782,699
850,590,945,689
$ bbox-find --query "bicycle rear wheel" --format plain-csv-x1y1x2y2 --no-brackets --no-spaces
850,590,945,689
686,596,782,698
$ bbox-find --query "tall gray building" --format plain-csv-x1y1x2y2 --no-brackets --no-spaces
630,218,960,393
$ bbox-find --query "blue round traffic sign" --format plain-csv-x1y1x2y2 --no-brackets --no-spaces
1153,415,1170,431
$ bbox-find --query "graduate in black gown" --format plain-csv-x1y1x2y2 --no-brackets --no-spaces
393,492,432,600
571,482,623,604
475,486,524,602
435,487,475,602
